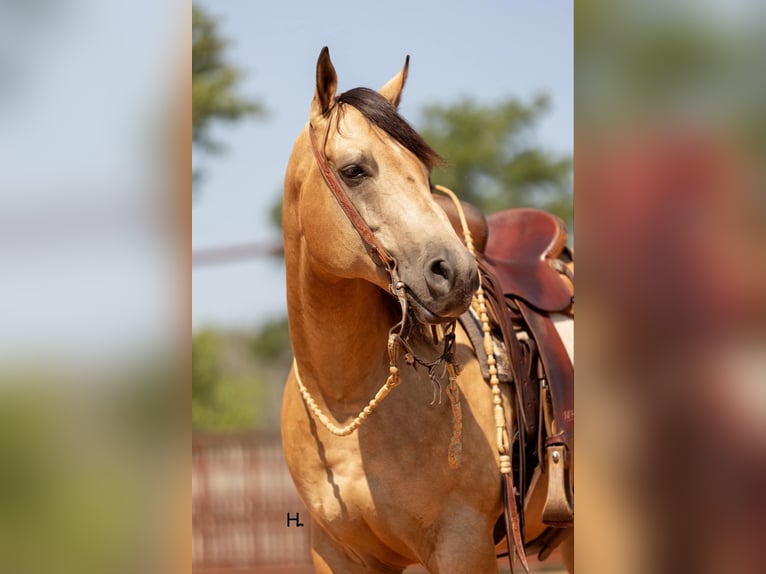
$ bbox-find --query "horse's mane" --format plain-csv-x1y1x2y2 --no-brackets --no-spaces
334,87,444,171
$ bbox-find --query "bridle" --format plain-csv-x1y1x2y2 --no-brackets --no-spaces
308,119,401,287
306,110,457,342
297,113,464,468
306,111,414,349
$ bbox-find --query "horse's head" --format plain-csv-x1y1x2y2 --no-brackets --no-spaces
285,47,478,324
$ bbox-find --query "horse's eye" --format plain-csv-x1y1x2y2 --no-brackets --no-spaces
339,164,367,184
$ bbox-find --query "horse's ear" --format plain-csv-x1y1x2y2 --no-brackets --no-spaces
311,47,337,121
379,55,409,108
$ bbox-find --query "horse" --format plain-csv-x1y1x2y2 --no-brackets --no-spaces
281,47,574,573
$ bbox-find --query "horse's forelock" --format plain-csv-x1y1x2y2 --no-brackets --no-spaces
334,87,444,171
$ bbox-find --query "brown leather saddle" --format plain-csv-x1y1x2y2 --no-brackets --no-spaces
435,194,574,563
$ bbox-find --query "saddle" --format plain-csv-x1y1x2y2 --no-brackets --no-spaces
435,193,574,565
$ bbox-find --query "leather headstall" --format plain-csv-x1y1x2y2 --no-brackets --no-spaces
308,122,399,281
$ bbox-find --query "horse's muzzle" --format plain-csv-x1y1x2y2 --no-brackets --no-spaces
406,250,479,323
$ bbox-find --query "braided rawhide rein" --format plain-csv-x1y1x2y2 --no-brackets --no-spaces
432,185,512,477
434,185,529,571
294,187,509,474
445,347,462,469
293,333,402,437
300,109,464,467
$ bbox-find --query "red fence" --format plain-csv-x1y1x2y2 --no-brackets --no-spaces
192,432,564,573
192,433,312,571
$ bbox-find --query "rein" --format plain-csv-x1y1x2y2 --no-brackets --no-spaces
434,185,529,572
293,334,403,437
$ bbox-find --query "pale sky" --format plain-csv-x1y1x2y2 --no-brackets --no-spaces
192,0,573,330
0,0,182,360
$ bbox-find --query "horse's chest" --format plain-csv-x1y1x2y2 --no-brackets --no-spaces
284,362,502,553
296,443,377,528
294,413,466,526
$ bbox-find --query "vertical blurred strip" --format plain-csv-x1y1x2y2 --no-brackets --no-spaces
181,5,192,574
0,1,189,573
576,1,766,572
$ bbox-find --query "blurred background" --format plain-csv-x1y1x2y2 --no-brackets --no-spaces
1,1,187,573
576,1,766,573
191,1,572,572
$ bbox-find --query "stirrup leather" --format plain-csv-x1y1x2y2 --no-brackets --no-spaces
540,381,574,527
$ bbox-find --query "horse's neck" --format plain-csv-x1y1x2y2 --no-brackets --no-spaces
286,257,399,403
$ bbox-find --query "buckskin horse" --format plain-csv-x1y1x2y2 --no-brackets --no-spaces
281,47,574,573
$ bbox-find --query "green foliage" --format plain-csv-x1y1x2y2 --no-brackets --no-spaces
192,374,265,432
192,4,262,153
192,328,260,431
192,322,293,433
0,384,171,574
419,95,573,224
250,317,292,363
191,328,219,408
269,195,283,232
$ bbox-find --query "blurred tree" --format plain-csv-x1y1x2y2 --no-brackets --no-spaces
192,4,263,180
192,322,293,432
250,317,292,366
420,95,573,224
191,329,220,411
192,328,262,431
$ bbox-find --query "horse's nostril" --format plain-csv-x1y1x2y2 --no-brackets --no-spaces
431,259,451,281
426,257,455,298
